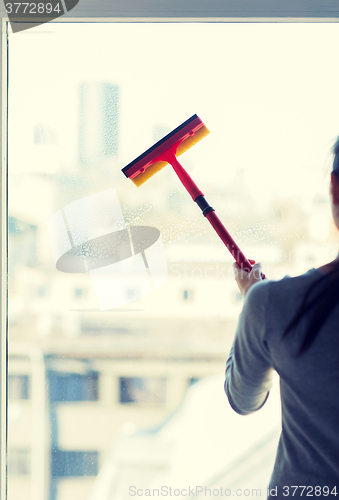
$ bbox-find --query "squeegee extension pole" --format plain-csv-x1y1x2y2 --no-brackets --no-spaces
165,153,253,273
195,196,252,271
161,149,204,201
205,210,252,272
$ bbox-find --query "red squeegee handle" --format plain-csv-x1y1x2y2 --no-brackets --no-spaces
206,209,265,278
204,210,252,271
163,151,265,277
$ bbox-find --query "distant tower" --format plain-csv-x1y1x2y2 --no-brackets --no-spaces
78,82,119,165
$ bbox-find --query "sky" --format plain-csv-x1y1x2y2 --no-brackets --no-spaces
8,22,339,211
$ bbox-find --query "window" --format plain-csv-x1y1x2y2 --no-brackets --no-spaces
188,376,200,386
37,286,47,297
126,289,136,300
51,450,98,477
74,288,86,299
48,371,98,402
119,377,167,404
8,375,29,400
8,449,30,476
8,216,37,280
183,289,194,302
5,20,339,500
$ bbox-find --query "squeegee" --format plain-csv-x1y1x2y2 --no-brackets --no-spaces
122,114,256,273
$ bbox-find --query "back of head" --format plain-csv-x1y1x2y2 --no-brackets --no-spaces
332,136,339,178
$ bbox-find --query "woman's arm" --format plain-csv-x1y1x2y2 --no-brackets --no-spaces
225,276,274,415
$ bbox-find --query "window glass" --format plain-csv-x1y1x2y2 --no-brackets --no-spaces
48,371,98,402
8,375,29,400
119,377,167,404
8,449,30,476
51,450,98,477
8,22,339,500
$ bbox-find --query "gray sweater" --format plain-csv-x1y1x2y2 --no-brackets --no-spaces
225,268,339,497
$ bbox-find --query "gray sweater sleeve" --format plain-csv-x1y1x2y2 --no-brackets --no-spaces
225,281,274,416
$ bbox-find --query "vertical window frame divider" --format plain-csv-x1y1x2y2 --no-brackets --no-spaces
0,16,8,500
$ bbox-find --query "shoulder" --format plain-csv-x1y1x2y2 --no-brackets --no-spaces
247,268,322,300
242,276,272,313
243,268,322,318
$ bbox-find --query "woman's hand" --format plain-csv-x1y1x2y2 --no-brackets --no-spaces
233,260,263,297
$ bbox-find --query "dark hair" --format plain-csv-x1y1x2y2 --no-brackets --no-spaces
333,136,339,172
283,139,339,355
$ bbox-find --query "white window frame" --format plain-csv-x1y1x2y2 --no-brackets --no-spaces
0,16,8,500
1,2,339,498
